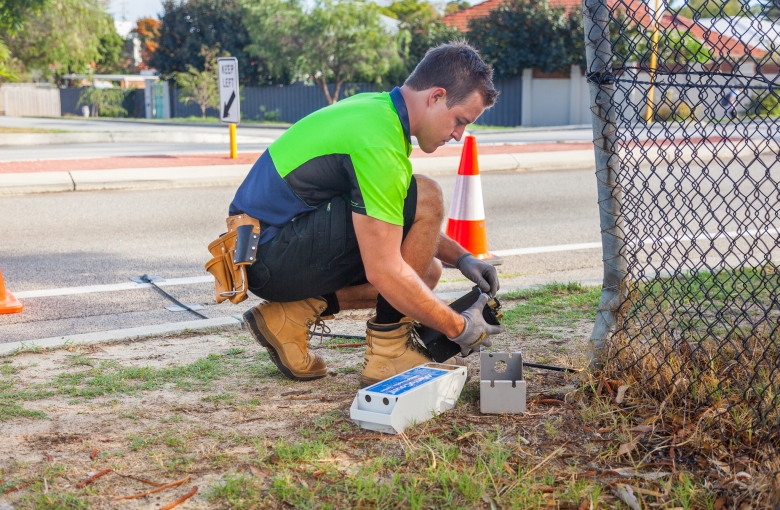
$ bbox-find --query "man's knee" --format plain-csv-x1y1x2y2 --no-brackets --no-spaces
424,258,443,289
414,175,445,223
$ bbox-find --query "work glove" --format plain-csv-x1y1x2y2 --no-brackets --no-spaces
448,293,506,356
455,253,500,297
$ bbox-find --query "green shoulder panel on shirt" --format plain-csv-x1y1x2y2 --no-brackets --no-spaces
268,92,412,225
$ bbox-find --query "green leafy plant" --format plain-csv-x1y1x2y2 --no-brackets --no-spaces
175,45,222,118
77,87,128,118
468,0,585,76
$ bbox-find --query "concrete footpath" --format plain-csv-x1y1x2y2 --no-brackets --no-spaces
0,142,598,195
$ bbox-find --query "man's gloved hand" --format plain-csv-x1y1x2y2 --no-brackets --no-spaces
448,293,506,356
455,253,500,297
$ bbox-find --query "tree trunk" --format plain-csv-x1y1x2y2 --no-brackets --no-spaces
200,103,206,118
315,76,334,105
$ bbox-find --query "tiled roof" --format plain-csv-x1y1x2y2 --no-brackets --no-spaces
443,0,581,31
443,0,763,57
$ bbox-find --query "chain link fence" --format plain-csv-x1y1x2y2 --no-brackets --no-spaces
583,0,780,475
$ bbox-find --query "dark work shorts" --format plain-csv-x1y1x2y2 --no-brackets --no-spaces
246,176,418,302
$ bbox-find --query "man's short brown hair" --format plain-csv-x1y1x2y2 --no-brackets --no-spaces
405,41,499,108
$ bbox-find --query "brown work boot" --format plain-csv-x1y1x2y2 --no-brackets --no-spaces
360,317,467,387
243,297,328,381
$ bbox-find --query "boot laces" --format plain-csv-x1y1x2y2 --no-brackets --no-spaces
406,322,432,358
307,316,332,344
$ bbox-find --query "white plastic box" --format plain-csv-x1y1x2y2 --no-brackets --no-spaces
350,363,468,434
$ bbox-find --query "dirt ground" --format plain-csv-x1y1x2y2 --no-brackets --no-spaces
0,297,592,509
5,286,754,509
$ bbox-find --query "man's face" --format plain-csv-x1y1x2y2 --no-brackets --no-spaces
416,89,486,153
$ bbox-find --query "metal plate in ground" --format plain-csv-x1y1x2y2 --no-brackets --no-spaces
480,352,526,414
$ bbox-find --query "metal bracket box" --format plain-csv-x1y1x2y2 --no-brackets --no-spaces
350,363,467,434
480,352,526,414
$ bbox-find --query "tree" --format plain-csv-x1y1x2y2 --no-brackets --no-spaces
298,0,401,103
675,0,747,19
468,0,584,76
153,0,279,86
2,0,122,81
134,17,161,70
380,0,461,84
0,0,47,33
77,87,128,117
0,0,48,81
175,45,222,117
445,0,470,15
243,0,401,104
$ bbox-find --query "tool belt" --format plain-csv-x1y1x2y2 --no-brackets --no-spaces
205,214,261,304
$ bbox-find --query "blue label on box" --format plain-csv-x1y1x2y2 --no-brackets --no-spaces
366,367,446,396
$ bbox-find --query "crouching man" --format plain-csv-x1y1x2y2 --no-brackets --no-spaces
226,42,505,386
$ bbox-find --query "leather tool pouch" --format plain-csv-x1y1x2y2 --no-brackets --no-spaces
205,214,261,304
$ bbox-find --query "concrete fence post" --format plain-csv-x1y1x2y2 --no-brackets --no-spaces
582,0,628,365
521,69,533,127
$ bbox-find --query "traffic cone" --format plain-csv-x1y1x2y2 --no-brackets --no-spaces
445,135,502,266
0,268,23,314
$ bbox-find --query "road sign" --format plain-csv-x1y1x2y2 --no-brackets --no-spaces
218,57,240,125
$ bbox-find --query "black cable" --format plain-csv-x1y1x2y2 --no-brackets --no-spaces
142,274,209,320
523,362,581,373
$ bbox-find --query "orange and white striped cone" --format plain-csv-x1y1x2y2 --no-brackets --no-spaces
0,268,23,314
445,135,502,266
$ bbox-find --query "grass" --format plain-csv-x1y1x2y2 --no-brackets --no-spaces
0,126,68,133
502,282,602,336
0,345,278,421
1,285,776,508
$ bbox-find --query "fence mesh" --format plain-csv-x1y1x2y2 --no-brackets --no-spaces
583,0,780,475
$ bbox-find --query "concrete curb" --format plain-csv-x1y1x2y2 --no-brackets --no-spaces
0,316,245,357
0,132,275,146
0,152,596,195
1,139,768,195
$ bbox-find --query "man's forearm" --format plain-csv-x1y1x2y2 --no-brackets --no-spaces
370,259,465,338
435,232,468,266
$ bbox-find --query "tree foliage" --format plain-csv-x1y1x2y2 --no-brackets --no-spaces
380,0,461,84
468,0,585,76
1,0,121,80
243,0,400,104
153,0,278,86
675,0,747,19
0,0,47,33
134,17,161,70
77,87,128,117
175,45,222,117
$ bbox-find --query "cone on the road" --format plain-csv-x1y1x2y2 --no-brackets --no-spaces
445,136,502,266
0,268,23,314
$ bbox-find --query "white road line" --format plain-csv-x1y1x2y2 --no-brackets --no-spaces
14,275,213,299
492,242,601,257
12,226,778,300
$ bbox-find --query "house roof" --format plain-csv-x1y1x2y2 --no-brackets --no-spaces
443,0,763,58
443,0,581,31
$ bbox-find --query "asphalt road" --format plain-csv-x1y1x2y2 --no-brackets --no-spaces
0,168,605,343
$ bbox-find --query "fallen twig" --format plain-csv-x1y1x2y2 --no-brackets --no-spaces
113,474,191,501
159,485,198,510
76,468,112,488
3,481,31,494
114,472,164,487
89,448,98,460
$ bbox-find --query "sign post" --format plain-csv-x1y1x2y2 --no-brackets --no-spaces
218,57,240,158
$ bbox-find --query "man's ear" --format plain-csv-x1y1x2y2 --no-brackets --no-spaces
428,88,447,108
